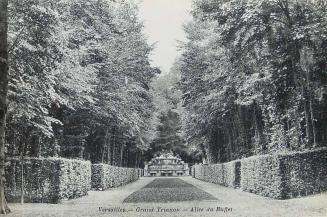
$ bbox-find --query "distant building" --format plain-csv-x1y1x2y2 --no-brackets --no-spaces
145,153,189,176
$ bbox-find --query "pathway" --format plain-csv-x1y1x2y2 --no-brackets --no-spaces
7,176,327,217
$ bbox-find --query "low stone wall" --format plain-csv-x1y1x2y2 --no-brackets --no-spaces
241,148,327,199
91,164,139,190
192,160,241,188
5,157,91,203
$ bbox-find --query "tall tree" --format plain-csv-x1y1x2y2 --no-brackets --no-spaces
180,0,327,163
0,0,10,214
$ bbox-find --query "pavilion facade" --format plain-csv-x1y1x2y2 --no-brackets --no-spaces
144,153,189,176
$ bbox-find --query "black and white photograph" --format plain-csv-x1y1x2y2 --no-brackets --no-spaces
0,0,326,216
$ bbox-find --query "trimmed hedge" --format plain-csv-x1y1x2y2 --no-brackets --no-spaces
192,148,327,199
241,154,282,198
5,157,91,203
192,160,241,188
241,148,327,199
91,164,139,190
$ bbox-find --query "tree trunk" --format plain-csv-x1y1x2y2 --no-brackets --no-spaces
101,145,104,163
110,128,116,166
20,151,24,204
253,102,265,153
134,150,138,169
302,85,313,146
307,81,317,147
103,129,108,164
107,142,111,165
119,143,124,167
0,0,10,214
208,130,218,164
106,130,111,165
136,151,140,169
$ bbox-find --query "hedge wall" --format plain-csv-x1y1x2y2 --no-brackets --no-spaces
241,148,327,199
5,157,91,203
192,160,241,188
241,154,282,198
91,164,139,190
192,148,326,199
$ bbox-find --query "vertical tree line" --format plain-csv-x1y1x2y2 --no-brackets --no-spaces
179,0,327,163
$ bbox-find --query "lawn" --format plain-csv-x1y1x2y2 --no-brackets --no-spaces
123,178,217,203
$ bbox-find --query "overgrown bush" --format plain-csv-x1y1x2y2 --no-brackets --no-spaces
91,164,139,190
5,157,91,203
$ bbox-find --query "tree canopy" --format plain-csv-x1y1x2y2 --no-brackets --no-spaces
179,0,327,163
6,0,160,168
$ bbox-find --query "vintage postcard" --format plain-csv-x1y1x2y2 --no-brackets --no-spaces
0,0,326,216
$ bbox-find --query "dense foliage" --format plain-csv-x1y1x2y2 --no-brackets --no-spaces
145,65,202,164
179,0,327,163
6,0,159,167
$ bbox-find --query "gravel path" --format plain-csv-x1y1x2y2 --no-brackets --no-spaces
123,178,216,203
6,176,327,217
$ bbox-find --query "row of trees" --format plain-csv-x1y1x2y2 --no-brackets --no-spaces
5,0,159,167
145,64,202,164
1,0,161,212
179,0,327,163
